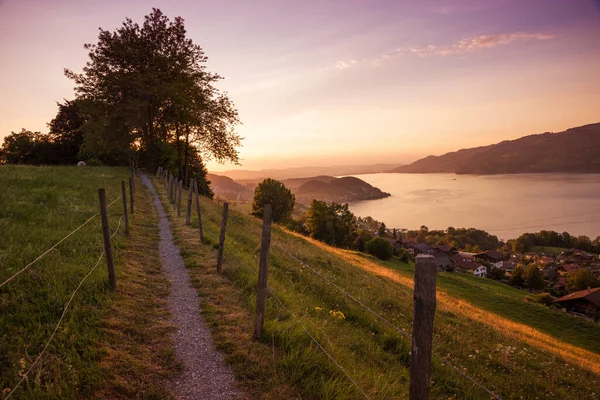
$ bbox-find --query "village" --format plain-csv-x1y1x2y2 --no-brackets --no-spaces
389,236,600,323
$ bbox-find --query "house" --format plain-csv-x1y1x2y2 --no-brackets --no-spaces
553,287,600,322
405,242,432,255
384,238,403,250
451,254,486,277
432,244,458,256
558,263,582,274
475,250,506,268
553,276,567,291
433,253,453,271
502,259,516,274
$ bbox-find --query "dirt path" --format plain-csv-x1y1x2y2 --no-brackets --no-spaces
142,174,238,400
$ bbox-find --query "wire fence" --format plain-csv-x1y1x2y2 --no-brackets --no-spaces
191,199,503,399
2,176,132,398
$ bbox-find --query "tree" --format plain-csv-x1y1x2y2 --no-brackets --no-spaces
0,129,54,165
566,269,600,293
378,222,387,237
65,8,241,171
305,200,356,247
47,99,85,164
523,264,545,291
251,179,295,222
356,236,366,252
488,267,505,281
305,200,332,243
509,264,525,288
366,237,393,260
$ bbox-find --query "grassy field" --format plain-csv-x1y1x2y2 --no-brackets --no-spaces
158,175,600,400
0,166,178,399
531,246,567,255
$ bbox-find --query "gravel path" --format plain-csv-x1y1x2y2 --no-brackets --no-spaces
142,174,238,400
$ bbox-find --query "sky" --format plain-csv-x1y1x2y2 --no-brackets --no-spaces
1,0,599,172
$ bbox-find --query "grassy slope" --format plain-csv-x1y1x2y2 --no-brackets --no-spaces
387,259,600,354
0,166,178,399
158,176,600,400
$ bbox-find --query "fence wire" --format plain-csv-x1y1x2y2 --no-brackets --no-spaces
1,193,124,289
5,214,125,398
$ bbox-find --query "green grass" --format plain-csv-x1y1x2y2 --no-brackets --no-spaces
0,165,177,399
386,259,600,354
531,246,566,255
160,176,600,400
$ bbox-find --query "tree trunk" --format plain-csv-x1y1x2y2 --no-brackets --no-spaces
184,125,190,185
175,125,182,180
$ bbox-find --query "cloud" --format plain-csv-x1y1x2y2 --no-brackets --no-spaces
320,32,555,71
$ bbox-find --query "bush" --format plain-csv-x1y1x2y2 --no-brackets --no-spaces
398,249,410,263
85,157,103,166
537,293,554,306
365,237,393,261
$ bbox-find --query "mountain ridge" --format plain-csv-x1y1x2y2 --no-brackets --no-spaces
389,123,600,174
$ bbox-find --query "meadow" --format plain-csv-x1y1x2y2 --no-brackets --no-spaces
0,166,177,399
158,175,600,400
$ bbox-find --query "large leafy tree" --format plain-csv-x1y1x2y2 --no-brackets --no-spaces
305,200,355,247
566,268,600,293
0,129,54,165
65,8,241,174
251,178,295,222
47,99,85,164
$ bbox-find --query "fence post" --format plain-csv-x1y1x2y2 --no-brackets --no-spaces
98,188,116,289
156,166,161,177
121,180,130,236
194,180,204,243
185,178,193,225
131,169,136,195
129,175,134,214
177,180,183,216
409,254,437,400
216,202,229,273
253,204,272,341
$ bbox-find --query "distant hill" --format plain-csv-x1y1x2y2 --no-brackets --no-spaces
293,176,391,204
207,173,253,201
207,173,390,204
213,163,402,181
389,123,600,174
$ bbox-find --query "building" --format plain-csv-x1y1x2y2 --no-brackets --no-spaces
553,287,600,322
475,250,506,268
450,254,486,277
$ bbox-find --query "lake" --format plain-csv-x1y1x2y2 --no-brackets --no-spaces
347,173,600,241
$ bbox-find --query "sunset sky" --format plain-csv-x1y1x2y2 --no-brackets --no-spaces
1,0,599,171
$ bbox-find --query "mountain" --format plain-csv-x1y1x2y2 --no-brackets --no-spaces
389,123,600,174
207,173,390,204
213,163,402,181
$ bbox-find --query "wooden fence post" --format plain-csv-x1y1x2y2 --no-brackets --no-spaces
193,180,204,243
98,188,116,289
253,204,272,341
409,254,437,400
129,175,134,214
185,178,193,225
177,180,183,216
156,166,161,177
121,180,130,236
131,169,136,195
216,202,229,273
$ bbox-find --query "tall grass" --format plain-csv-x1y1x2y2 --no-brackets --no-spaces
163,176,600,400
0,165,130,398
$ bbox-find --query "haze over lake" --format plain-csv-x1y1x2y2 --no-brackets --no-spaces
347,173,600,241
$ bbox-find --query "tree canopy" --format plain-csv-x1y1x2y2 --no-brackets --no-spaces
64,8,241,176
251,179,295,222
305,200,355,247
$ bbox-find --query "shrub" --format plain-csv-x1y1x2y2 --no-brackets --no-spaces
537,293,554,306
365,237,393,261
85,157,103,166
